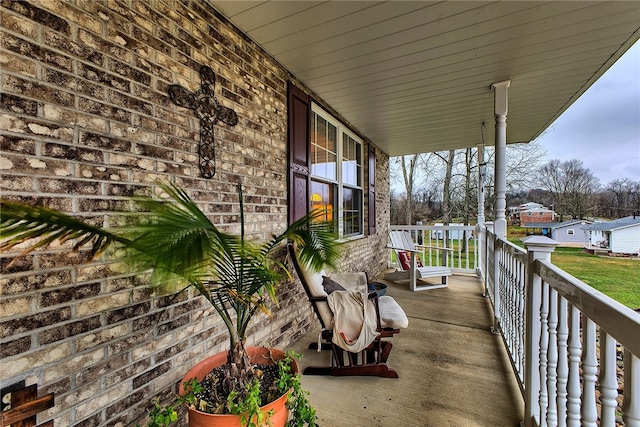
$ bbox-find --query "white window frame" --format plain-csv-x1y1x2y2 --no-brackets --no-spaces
311,103,364,239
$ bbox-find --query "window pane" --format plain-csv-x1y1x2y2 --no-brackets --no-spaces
343,187,362,236
311,112,337,180
311,180,336,223
342,134,361,187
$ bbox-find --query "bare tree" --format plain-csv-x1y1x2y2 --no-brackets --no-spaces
600,178,640,218
435,150,456,225
400,154,419,224
505,141,547,192
389,140,545,225
482,140,546,219
538,159,600,220
538,159,566,219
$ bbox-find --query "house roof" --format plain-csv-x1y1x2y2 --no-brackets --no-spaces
524,220,592,230
582,216,640,232
207,1,640,156
522,207,554,213
519,203,544,209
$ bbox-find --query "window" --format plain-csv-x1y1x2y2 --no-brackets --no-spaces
310,104,363,238
567,229,575,235
287,83,374,236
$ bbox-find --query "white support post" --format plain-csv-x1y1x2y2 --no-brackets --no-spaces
492,80,510,239
477,143,485,227
477,142,486,289
523,236,559,427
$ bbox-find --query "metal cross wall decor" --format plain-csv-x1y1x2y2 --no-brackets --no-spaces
168,65,238,178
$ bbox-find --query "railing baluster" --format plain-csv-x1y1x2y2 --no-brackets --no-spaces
505,250,512,349
581,316,598,427
509,253,520,366
567,303,581,427
556,297,569,427
539,281,549,427
518,259,525,377
622,350,640,427
599,330,618,427
495,243,504,332
546,288,558,425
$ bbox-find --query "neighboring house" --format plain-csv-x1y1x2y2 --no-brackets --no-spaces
510,202,556,226
520,207,556,226
523,220,593,244
583,216,640,255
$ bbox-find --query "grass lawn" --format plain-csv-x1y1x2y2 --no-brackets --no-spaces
507,238,639,309
550,247,640,310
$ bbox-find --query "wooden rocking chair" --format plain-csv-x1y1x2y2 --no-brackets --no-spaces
288,243,408,378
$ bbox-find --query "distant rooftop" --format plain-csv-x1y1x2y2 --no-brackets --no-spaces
582,216,640,232
523,220,592,230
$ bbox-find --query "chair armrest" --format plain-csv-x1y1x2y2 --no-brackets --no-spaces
387,245,419,253
415,244,455,252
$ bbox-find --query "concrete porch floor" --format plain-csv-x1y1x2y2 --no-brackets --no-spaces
288,273,525,427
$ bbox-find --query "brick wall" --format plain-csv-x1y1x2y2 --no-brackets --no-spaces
520,212,554,226
0,1,390,425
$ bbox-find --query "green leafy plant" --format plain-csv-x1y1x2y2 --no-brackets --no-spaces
227,378,271,427
147,399,178,427
1,181,338,423
277,351,316,427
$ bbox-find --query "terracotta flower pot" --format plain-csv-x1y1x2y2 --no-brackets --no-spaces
178,347,297,427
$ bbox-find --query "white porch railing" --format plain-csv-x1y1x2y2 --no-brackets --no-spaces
388,224,478,274
388,224,640,426
482,227,640,427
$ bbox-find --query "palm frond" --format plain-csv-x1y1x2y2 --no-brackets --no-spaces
283,209,341,272
1,181,342,349
0,200,129,261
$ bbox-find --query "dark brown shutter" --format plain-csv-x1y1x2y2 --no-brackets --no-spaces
368,144,377,235
288,82,311,224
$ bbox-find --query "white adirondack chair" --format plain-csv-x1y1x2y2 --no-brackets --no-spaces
385,230,452,291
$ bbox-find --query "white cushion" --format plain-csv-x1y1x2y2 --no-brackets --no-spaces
378,296,409,329
306,269,328,297
299,265,333,326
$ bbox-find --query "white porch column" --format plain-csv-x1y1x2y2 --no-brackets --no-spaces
492,80,510,238
477,142,485,227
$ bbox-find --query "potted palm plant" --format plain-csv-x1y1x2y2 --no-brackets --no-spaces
0,181,340,426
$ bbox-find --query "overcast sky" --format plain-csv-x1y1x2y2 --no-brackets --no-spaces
533,40,640,186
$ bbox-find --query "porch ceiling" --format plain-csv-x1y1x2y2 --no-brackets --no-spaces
207,1,640,156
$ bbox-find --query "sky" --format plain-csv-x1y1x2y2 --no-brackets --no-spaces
533,40,640,186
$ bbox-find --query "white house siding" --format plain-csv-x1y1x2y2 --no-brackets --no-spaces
611,225,640,255
552,225,585,244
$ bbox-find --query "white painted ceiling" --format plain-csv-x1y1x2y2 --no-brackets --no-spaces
207,1,640,156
